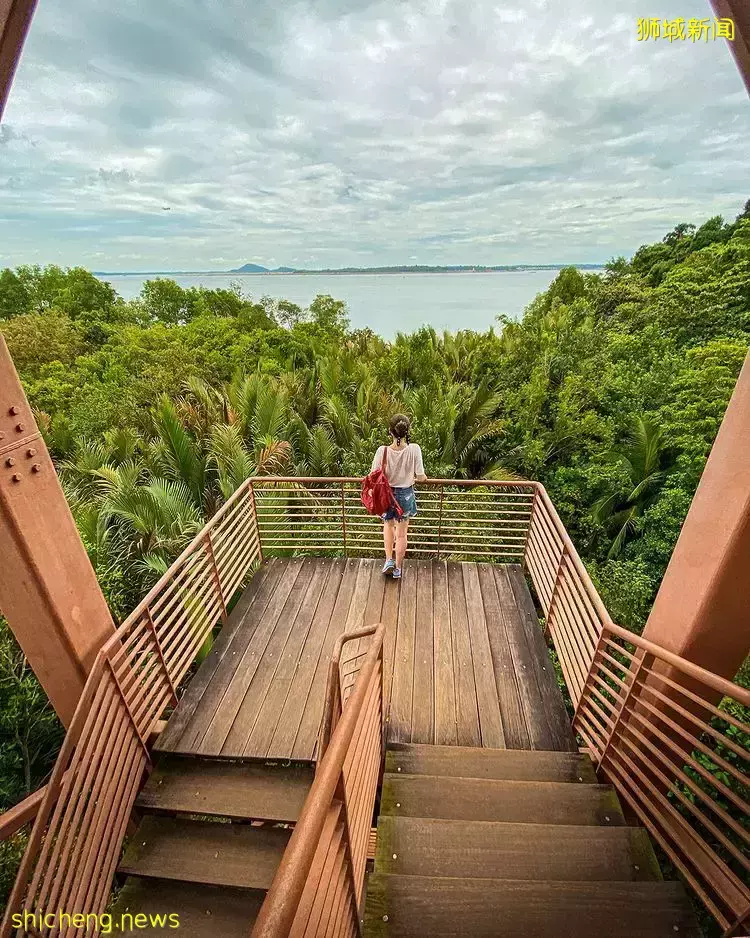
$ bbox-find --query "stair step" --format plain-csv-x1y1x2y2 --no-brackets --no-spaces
386,744,597,783
112,878,264,937
119,816,291,889
375,817,661,881
381,774,625,825
136,757,313,822
363,875,700,937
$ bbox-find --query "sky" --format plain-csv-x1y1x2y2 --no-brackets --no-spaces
2,0,749,271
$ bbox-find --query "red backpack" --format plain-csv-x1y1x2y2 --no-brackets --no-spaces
361,446,403,518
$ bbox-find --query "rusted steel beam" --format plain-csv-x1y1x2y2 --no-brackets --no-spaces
0,0,37,120
710,0,750,94
0,337,115,727
644,352,750,681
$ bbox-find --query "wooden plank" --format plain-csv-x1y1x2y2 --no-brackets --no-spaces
137,757,313,822
385,744,597,783
446,563,481,747
364,876,699,938
242,560,330,758
155,561,274,753
380,775,625,826
431,561,457,746
119,816,291,889
340,559,385,700
380,576,401,730
112,879,265,937
291,557,360,760
197,559,305,755
461,563,505,748
411,560,434,744
340,558,379,685
164,560,287,754
475,563,530,750
388,560,417,744
489,563,554,749
220,559,317,755
504,564,577,751
267,559,345,760
375,817,662,881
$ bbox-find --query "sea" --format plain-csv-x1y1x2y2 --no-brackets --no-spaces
101,269,599,338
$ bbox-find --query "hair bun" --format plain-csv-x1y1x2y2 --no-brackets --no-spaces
389,413,411,440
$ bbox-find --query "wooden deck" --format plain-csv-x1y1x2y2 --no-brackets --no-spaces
155,557,575,762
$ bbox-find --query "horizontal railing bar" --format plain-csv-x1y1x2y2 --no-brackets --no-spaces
251,476,535,489
601,754,737,930
600,626,750,707
0,787,49,841
607,732,750,894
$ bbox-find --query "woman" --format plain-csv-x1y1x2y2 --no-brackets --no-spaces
370,414,427,579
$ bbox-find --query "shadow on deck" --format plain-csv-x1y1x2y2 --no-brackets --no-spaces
155,557,575,761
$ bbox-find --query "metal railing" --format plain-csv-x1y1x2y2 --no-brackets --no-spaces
574,624,750,933
522,488,749,932
251,624,385,938
1,475,747,936
1,482,262,937
250,477,535,562
525,484,614,706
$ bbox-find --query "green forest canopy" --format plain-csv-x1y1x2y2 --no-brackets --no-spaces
0,200,748,841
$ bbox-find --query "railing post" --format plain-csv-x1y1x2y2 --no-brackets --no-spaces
104,657,152,764
544,544,567,639
341,481,348,556
523,485,537,570
143,607,179,707
247,481,264,562
204,530,228,626
436,483,445,561
596,649,652,772
318,658,342,759
572,628,608,730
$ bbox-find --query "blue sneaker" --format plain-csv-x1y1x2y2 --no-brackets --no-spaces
392,567,402,579
382,559,396,575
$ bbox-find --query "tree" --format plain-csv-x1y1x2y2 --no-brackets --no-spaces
592,416,668,559
139,279,198,324
1,311,83,377
308,295,349,333
0,269,31,319
663,222,696,246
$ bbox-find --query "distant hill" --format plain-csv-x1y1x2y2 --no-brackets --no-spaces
228,263,605,275
94,263,606,277
230,264,297,273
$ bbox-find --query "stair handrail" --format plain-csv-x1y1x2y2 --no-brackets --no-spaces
318,624,382,757
1,480,262,937
251,623,386,938
575,621,750,931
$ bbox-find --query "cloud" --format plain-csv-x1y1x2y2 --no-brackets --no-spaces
1,0,748,269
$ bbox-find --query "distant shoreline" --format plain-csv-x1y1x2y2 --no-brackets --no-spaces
95,264,606,277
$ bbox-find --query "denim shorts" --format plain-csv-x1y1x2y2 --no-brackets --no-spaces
382,485,417,522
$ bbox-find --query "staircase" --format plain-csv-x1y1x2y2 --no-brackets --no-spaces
363,743,701,938
112,755,314,935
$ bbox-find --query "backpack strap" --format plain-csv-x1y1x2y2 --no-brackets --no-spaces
380,446,403,517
